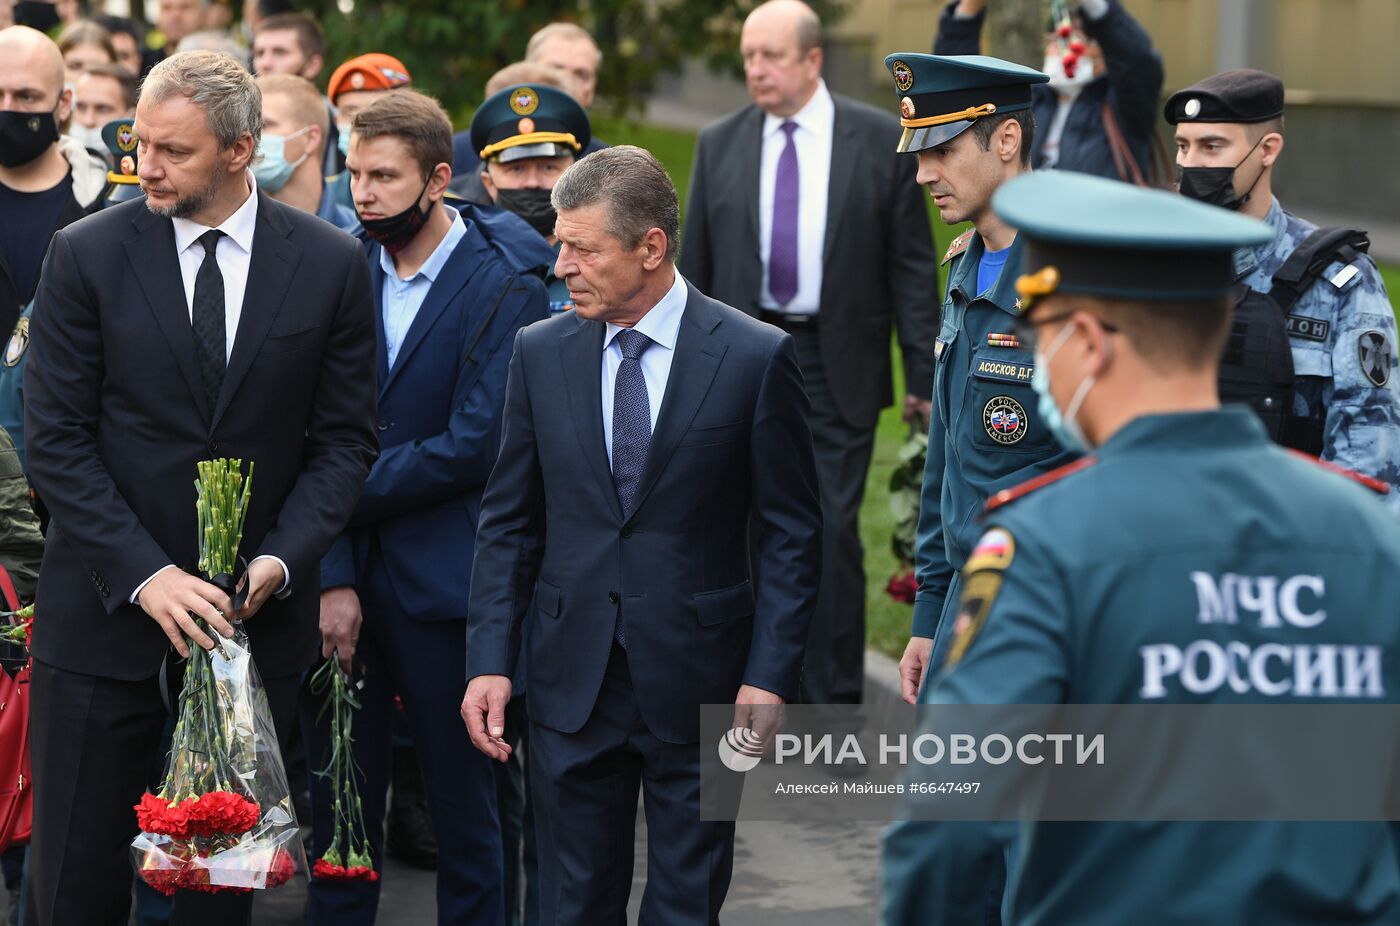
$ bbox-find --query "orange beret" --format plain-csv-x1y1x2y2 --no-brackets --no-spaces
327,53,411,104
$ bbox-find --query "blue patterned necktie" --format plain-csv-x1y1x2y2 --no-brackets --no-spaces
768,120,800,306
612,328,653,515
611,328,653,647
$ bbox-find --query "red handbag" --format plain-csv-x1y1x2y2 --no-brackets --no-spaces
0,565,32,849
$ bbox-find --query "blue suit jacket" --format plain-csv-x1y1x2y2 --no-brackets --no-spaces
466,281,823,744
320,208,549,621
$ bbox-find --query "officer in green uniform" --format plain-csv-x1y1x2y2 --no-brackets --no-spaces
469,83,591,316
880,53,1077,703
883,170,1400,925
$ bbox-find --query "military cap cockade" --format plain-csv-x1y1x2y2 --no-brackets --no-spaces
470,84,591,165
1164,68,1285,126
883,53,1049,154
992,171,1273,311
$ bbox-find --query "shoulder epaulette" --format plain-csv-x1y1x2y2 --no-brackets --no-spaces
1287,450,1390,495
985,456,1097,513
941,229,975,266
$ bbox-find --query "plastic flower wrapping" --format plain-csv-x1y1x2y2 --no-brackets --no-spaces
130,459,305,895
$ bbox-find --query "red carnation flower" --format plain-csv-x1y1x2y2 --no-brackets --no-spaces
139,865,184,897
266,848,297,888
135,792,192,839
885,570,919,604
182,791,260,837
313,858,348,880
347,866,380,882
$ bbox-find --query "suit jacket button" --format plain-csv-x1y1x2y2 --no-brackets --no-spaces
208,440,219,453
377,418,390,431
621,528,633,539
608,591,619,604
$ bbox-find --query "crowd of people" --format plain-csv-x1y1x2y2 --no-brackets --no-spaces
0,0,1397,923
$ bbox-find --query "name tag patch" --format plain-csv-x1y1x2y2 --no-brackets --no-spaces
974,359,1034,384
1285,315,1330,342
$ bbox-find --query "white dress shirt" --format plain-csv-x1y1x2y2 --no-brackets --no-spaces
758,79,835,315
601,270,688,463
132,173,288,603
170,172,260,361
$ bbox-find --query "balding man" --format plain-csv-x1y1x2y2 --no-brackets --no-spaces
0,26,107,339
526,21,600,109
680,0,936,717
450,22,608,178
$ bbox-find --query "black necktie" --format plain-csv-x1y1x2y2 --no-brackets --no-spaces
192,229,226,410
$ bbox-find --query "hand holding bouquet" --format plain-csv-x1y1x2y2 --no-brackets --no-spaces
131,459,304,895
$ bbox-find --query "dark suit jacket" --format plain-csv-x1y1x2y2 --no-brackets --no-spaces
678,93,938,429
24,194,379,680
466,282,822,744
320,208,550,622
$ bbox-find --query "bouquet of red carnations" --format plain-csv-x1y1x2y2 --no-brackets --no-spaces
130,459,305,895
307,654,379,883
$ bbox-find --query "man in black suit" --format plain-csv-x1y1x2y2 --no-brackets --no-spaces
462,145,822,925
678,0,937,713
22,51,377,924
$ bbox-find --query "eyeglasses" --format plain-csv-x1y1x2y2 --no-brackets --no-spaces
1012,309,1119,353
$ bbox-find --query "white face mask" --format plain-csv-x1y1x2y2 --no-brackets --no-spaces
1043,53,1095,93
68,123,107,154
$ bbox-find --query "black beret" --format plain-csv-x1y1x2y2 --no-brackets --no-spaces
1163,68,1285,125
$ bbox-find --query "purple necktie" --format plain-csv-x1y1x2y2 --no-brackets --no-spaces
768,121,799,307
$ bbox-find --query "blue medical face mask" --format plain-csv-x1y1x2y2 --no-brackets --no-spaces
251,127,312,194
337,126,351,157
1031,320,1099,454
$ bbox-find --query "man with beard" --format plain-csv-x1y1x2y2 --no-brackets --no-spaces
22,50,378,924
471,81,591,316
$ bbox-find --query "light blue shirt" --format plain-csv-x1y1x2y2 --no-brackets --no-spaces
379,211,466,369
601,270,688,464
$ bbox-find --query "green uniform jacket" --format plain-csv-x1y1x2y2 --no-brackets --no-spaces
0,424,41,603
911,231,1077,674
885,408,1400,925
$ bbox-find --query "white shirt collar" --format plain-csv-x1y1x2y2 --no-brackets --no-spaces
171,170,259,256
604,270,688,352
762,80,834,139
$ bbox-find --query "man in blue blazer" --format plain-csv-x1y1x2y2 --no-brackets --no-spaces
304,89,550,925
463,145,823,925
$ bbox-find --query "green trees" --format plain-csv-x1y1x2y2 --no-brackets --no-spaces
304,0,846,117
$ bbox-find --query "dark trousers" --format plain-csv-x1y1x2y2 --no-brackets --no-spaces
301,566,503,926
495,694,538,926
25,658,299,926
530,644,735,926
790,327,876,706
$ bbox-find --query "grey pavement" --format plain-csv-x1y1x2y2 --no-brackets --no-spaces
246,651,901,924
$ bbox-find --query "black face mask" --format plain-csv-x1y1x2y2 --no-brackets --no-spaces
493,187,557,238
359,177,432,255
0,108,60,169
1175,135,1266,212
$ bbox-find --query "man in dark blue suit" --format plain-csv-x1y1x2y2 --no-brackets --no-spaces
303,88,550,925
463,145,823,925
